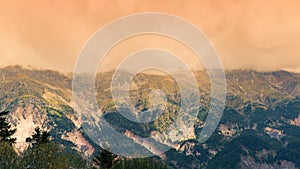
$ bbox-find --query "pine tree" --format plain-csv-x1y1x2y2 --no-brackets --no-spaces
112,158,171,169
26,126,50,145
93,148,118,169
0,111,16,145
19,142,90,169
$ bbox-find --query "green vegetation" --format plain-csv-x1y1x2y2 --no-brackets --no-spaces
0,110,172,169
0,113,89,168
19,142,89,169
26,126,50,145
93,148,118,169
0,111,16,145
112,158,171,169
92,148,171,169
0,142,18,169
1,67,300,168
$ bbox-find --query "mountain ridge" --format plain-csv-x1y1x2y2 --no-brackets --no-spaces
0,65,299,168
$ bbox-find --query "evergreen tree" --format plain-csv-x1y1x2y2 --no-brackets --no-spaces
93,148,118,169
112,158,171,169
26,126,50,145
0,111,16,145
19,142,90,169
92,149,171,169
0,142,18,169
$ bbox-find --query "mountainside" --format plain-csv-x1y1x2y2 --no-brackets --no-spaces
0,66,94,155
0,66,299,168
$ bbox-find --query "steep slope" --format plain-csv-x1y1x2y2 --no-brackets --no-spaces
0,66,94,155
0,66,299,168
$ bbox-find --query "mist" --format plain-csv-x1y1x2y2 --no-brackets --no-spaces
0,0,299,73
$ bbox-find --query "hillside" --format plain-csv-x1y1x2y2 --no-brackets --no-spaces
0,66,299,168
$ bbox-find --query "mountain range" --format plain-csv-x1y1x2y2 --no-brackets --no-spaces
0,65,299,169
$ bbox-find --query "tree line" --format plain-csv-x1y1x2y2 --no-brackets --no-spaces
0,111,171,169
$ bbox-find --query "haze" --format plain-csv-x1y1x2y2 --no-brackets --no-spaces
0,0,300,73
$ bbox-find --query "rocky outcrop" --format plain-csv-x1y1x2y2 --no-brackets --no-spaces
290,114,300,126
240,156,298,169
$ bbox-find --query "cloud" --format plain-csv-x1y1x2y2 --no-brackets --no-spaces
0,0,299,72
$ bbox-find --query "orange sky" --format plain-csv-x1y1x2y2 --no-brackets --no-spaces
0,0,300,72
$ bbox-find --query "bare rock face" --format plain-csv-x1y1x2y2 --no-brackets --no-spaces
1,67,300,169
7,98,94,156
178,142,195,156
9,104,48,152
264,127,285,141
151,119,196,148
290,114,300,126
240,156,298,169
0,66,94,156
218,124,237,137
61,130,94,156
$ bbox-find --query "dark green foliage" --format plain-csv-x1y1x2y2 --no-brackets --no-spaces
276,148,300,167
166,147,204,169
104,111,155,138
112,158,171,169
92,148,172,169
47,107,76,133
220,108,243,124
207,133,246,169
0,142,18,169
26,126,50,145
0,124,90,169
0,111,16,145
19,142,89,169
93,148,117,169
1,67,300,169
235,131,270,151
